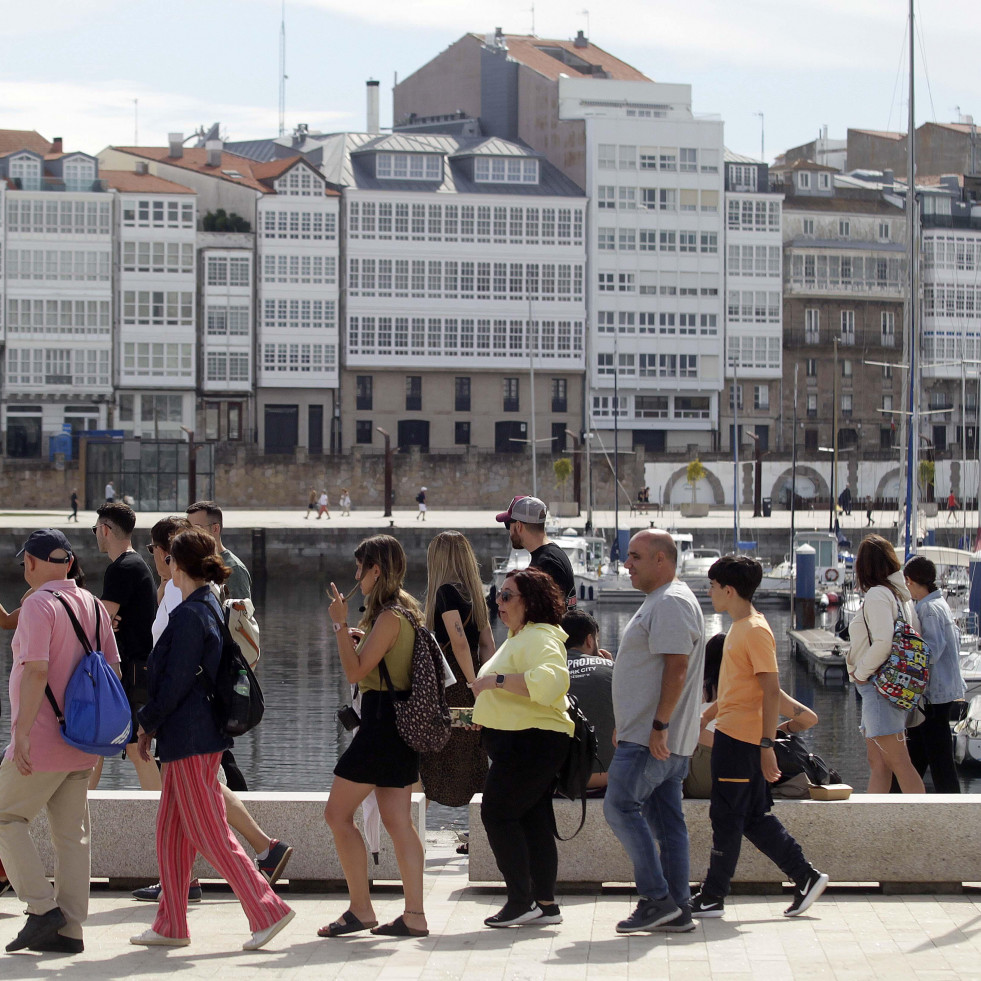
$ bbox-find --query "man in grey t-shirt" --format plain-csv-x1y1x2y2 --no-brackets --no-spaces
604,529,705,935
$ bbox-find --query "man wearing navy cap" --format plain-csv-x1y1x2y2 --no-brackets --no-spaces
496,495,575,600
0,530,120,955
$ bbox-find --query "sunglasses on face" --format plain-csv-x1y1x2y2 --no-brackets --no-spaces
498,589,518,603
92,525,101,535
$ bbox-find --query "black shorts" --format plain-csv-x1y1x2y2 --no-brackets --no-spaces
334,690,418,788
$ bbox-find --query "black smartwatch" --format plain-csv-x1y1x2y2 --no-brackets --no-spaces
495,674,506,688
651,719,669,731
759,737,775,749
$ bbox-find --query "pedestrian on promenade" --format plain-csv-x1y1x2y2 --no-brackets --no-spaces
322,535,429,939
866,497,874,527
185,502,252,793
340,488,352,516
471,567,572,928
903,556,965,793
132,517,292,907
418,532,495,810
68,489,78,522
305,488,317,519
416,487,427,520
318,490,331,519
0,529,120,956
561,608,614,792
604,530,704,934
90,502,160,792
496,495,575,601
846,535,925,794
690,555,829,919
131,528,294,950
947,492,959,524
105,481,115,504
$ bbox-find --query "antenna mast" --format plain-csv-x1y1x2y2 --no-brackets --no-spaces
278,1,286,137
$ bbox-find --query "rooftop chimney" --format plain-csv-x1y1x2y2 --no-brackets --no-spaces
168,132,184,159
205,140,222,168
135,160,149,175
50,137,63,154
574,30,588,48
366,79,380,135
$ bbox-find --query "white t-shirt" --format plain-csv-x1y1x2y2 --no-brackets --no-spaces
151,578,183,646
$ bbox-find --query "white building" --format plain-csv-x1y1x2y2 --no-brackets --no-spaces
557,77,726,453
98,140,341,453
0,131,113,457
721,150,783,454
101,167,198,439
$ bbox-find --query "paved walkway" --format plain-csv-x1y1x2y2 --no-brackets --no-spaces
2,832,980,979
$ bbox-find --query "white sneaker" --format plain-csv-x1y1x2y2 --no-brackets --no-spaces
130,929,190,947
243,908,295,950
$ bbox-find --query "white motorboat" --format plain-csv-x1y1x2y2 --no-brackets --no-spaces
593,529,693,604
678,547,722,597
491,527,608,601
755,531,850,602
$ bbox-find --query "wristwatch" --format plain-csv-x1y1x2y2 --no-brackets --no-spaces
651,719,669,731
495,674,506,688
759,737,775,749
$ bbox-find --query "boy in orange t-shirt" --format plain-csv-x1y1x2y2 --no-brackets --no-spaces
690,555,829,919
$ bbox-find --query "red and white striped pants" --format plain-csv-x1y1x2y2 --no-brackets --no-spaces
152,752,290,939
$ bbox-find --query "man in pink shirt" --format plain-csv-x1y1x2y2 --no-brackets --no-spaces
0,529,120,956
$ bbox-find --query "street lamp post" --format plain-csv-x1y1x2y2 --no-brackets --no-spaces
179,426,197,508
564,429,582,516
376,427,393,518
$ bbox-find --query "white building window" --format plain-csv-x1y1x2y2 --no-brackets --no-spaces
805,308,820,344
680,148,698,172
598,144,616,169
376,152,442,181
754,385,769,410
881,311,895,346
841,310,856,345
473,156,539,184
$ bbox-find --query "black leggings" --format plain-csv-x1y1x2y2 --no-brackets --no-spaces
906,701,961,794
480,728,571,908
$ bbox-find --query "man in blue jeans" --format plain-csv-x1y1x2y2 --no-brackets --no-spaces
604,530,705,934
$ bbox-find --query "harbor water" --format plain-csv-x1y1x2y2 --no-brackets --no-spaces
3,570,978,831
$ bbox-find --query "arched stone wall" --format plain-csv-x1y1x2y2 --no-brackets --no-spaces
663,465,726,506
875,468,902,501
770,465,830,504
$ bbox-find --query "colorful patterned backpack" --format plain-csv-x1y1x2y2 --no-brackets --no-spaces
867,607,931,711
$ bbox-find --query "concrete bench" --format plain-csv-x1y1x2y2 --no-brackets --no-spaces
27,791,425,890
469,794,981,892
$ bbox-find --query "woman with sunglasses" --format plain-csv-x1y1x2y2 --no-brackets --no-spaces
132,527,294,950
322,535,428,939
470,567,573,928
902,555,965,792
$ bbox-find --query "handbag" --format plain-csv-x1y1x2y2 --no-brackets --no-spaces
551,693,598,841
862,602,930,712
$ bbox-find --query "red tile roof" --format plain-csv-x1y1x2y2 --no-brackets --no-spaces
485,34,651,83
100,170,196,194
0,129,53,155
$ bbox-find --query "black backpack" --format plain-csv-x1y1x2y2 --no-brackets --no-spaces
773,731,839,787
191,597,264,737
416,491,425,503
552,693,598,841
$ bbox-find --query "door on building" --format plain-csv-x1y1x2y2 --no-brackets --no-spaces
632,430,666,453
265,405,298,454
397,420,430,452
309,405,324,455
495,421,527,453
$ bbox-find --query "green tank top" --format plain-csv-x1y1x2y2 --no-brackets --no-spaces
358,611,416,692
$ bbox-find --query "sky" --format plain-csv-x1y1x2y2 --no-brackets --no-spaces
2,0,980,165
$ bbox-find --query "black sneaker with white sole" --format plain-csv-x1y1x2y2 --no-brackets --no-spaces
484,902,543,928
615,895,682,933
784,868,829,917
535,903,563,925
689,890,725,918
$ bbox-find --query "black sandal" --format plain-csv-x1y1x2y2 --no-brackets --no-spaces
317,910,378,937
370,915,429,938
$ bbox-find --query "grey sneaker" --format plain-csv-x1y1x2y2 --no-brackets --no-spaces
654,904,697,933
616,895,681,934
784,868,829,917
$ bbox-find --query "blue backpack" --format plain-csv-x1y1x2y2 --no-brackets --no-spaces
43,592,133,756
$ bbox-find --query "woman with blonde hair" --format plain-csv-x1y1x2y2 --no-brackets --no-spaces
846,534,925,794
419,531,496,809
322,535,429,939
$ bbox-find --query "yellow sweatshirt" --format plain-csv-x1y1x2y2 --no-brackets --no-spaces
473,621,574,736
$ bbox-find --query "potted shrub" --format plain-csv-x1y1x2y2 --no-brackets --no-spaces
680,458,710,517
550,457,578,516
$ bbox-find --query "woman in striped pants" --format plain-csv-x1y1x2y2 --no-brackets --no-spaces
131,527,294,950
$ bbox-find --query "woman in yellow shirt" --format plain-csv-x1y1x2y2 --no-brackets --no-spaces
470,567,573,928
321,535,428,939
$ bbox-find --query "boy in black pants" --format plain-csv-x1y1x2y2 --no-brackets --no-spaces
691,555,828,918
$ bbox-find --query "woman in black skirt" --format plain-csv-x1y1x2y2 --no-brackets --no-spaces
321,535,428,939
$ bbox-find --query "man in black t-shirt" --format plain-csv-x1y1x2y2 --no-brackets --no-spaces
90,501,160,791
495,495,575,600
561,608,615,789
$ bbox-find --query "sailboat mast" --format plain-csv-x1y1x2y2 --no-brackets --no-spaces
903,0,918,560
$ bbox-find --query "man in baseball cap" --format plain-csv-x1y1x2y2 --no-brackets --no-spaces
495,495,575,600
16,529,74,564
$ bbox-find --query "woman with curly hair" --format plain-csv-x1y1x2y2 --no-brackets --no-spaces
321,535,429,939
470,567,573,928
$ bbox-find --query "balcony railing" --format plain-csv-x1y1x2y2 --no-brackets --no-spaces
785,276,903,297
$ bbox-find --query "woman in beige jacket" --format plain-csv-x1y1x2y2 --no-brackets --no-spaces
846,534,925,793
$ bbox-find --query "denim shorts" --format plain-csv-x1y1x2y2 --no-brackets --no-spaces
857,681,908,738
